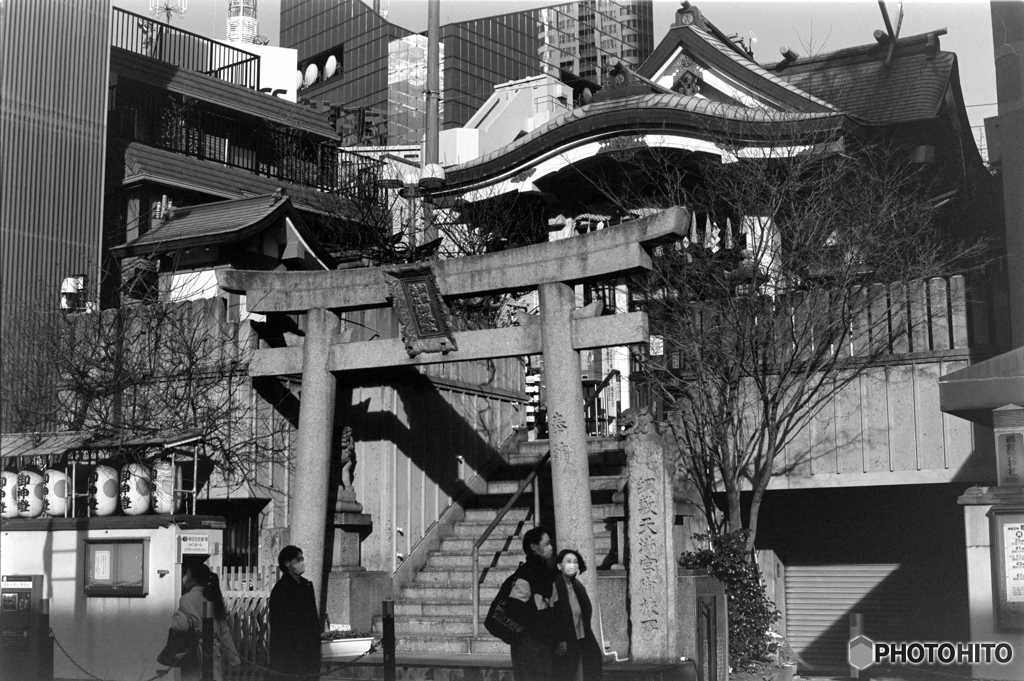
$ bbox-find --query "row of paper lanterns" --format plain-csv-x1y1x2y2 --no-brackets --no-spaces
0,462,182,519
296,55,339,90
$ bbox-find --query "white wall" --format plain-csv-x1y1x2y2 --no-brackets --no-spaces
0,524,222,680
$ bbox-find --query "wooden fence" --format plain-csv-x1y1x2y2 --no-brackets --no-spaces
219,565,277,681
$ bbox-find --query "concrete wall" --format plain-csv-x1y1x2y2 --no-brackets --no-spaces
0,521,223,681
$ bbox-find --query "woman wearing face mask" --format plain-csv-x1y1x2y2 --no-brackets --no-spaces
268,545,322,681
169,562,241,680
551,549,603,681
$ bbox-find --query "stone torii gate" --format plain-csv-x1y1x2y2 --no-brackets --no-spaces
218,207,689,613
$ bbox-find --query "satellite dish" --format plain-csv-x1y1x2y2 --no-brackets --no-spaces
303,63,319,87
296,69,304,89
324,55,338,79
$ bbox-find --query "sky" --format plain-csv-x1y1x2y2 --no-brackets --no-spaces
114,0,1000,154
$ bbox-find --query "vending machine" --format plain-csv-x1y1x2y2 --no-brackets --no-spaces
0,574,46,681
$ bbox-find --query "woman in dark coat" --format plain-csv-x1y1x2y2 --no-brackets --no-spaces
268,546,321,681
551,549,603,681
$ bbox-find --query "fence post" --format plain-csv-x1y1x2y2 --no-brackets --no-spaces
202,600,215,681
382,599,396,681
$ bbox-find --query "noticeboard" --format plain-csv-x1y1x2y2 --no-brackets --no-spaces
989,507,1024,630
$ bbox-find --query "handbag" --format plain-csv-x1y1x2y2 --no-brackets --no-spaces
157,624,202,668
484,563,527,644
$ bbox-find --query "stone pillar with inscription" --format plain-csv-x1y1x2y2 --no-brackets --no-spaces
539,282,599,603
622,407,678,663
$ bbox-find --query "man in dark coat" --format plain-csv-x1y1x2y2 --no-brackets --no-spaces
269,545,321,681
508,526,559,681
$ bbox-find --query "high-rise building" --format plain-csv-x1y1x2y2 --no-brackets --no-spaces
226,0,259,43
281,0,655,145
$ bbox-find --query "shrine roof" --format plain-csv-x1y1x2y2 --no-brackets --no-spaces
637,23,837,113
443,93,848,189
110,47,337,140
767,31,961,125
110,192,334,267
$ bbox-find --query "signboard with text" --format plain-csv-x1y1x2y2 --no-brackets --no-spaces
989,508,1024,630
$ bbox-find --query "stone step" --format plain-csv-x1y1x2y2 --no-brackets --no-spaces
394,601,490,618
400,583,501,601
462,506,531,523
485,474,621,495
414,566,516,585
374,616,479,636
440,533,615,554
425,551,526,569
387,634,511,656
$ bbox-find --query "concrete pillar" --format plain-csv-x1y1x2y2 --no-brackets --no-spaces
290,307,340,611
538,282,598,601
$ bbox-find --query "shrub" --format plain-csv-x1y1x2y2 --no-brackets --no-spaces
679,530,779,671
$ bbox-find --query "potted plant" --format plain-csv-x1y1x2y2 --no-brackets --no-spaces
321,629,376,659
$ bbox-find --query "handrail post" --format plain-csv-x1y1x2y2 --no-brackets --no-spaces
533,475,541,526
472,546,480,637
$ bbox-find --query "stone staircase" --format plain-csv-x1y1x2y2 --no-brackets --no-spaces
371,439,627,655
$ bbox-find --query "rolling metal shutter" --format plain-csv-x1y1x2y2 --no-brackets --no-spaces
785,563,941,673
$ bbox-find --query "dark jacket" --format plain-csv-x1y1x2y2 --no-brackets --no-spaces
552,576,603,681
268,573,321,678
509,555,558,681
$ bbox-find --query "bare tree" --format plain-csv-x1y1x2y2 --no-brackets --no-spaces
607,125,988,552
1,275,292,492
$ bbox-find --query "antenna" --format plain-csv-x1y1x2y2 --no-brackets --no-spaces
150,0,187,24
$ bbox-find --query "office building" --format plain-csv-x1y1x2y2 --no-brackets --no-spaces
281,0,654,145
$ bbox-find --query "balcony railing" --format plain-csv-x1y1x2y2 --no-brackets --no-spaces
111,7,260,89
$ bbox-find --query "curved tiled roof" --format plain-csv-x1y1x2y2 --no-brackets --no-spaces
444,93,849,189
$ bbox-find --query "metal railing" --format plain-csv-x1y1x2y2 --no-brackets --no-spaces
471,451,550,638
111,7,260,89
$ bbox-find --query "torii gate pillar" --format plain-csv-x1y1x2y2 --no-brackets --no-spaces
539,282,598,599
289,307,340,595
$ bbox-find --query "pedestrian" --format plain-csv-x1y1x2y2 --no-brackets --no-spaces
509,526,560,681
169,561,241,681
268,545,322,681
551,549,603,681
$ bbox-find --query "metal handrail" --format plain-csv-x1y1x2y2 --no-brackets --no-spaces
471,451,550,637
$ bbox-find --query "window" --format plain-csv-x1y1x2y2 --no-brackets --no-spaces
84,538,150,597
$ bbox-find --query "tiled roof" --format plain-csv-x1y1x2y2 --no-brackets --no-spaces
444,93,847,188
123,193,291,251
1,432,92,459
121,143,332,214
110,47,338,139
111,192,333,266
768,32,956,124
638,24,836,113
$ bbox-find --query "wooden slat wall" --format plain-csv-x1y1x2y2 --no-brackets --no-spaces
771,276,993,487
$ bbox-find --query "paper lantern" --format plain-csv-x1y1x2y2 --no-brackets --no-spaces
152,461,182,514
120,463,152,516
43,469,68,517
89,465,119,516
17,470,45,518
1,470,20,519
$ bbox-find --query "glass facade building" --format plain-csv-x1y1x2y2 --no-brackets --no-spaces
281,0,655,146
